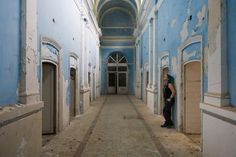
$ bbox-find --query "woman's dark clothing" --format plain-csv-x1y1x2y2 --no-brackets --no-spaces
163,80,175,126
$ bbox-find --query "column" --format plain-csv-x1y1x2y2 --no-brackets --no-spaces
84,23,89,88
204,0,229,107
152,15,158,89
136,41,140,83
81,17,85,89
19,0,40,104
148,18,153,88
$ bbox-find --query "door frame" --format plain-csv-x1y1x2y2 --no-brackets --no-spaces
158,51,170,115
177,35,204,132
69,53,80,116
41,36,63,133
69,67,76,120
143,63,149,103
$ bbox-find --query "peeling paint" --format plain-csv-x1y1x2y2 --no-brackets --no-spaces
17,138,26,157
170,19,176,28
180,20,189,42
171,56,177,75
197,5,206,29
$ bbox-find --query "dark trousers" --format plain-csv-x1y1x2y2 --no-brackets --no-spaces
163,100,174,125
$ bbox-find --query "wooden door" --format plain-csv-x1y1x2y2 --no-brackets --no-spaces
184,62,201,134
42,62,56,134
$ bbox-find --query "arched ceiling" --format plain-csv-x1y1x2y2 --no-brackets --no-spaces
96,0,138,23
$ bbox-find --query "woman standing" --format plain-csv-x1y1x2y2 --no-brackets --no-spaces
161,73,176,128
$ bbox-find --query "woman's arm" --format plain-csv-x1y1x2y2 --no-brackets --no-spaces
168,83,176,99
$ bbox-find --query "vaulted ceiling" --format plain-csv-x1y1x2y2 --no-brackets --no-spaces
95,0,139,25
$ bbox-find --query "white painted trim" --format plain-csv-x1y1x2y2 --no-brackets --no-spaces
201,103,236,123
40,36,63,133
157,51,169,115
101,46,135,49
177,35,203,132
69,53,80,115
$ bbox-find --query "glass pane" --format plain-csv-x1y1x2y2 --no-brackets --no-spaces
111,54,117,61
108,66,116,71
109,73,116,87
119,57,127,63
118,73,126,87
118,66,127,71
108,57,116,63
118,54,122,61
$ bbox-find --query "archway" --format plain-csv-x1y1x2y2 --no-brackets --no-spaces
70,68,76,121
107,53,128,94
160,67,169,115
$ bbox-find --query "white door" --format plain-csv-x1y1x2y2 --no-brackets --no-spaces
184,62,201,134
42,63,56,134
117,72,128,94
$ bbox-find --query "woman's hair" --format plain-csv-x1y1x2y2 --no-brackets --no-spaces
167,74,175,84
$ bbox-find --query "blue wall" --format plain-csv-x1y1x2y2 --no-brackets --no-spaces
38,0,83,106
0,0,20,105
157,0,208,91
138,0,208,124
227,0,236,106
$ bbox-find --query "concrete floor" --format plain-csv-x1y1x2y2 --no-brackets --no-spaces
41,95,202,157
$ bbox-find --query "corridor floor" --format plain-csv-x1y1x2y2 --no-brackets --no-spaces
41,95,201,157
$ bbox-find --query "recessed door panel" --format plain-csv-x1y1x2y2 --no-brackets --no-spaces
117,72,127,94
184,62,201,134
42,63,56,134
108,72,116,94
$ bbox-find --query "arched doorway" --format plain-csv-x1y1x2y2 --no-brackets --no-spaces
183,61,201,134
107,53,128,94
42,62,57,134
160,67,169,115
70,68,76,121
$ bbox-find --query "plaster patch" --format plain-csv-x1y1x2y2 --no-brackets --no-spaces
180,20,189,42
171,57,177,75
170,19,177,28
187,0,192,16
183,50,199,62
197,5,206,28
204,46,208,76
17,138,26,157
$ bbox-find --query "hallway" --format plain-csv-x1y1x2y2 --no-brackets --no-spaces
1,0,236,156
41,95,201,157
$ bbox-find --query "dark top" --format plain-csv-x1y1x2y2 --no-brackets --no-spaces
163,75,175,102
163,81,172,100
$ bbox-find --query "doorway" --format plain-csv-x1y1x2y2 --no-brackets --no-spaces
42,62,56,134
93,73,96,100
70,68,76,121
107,53,128,94
160,67,169,115
183,61,201,134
